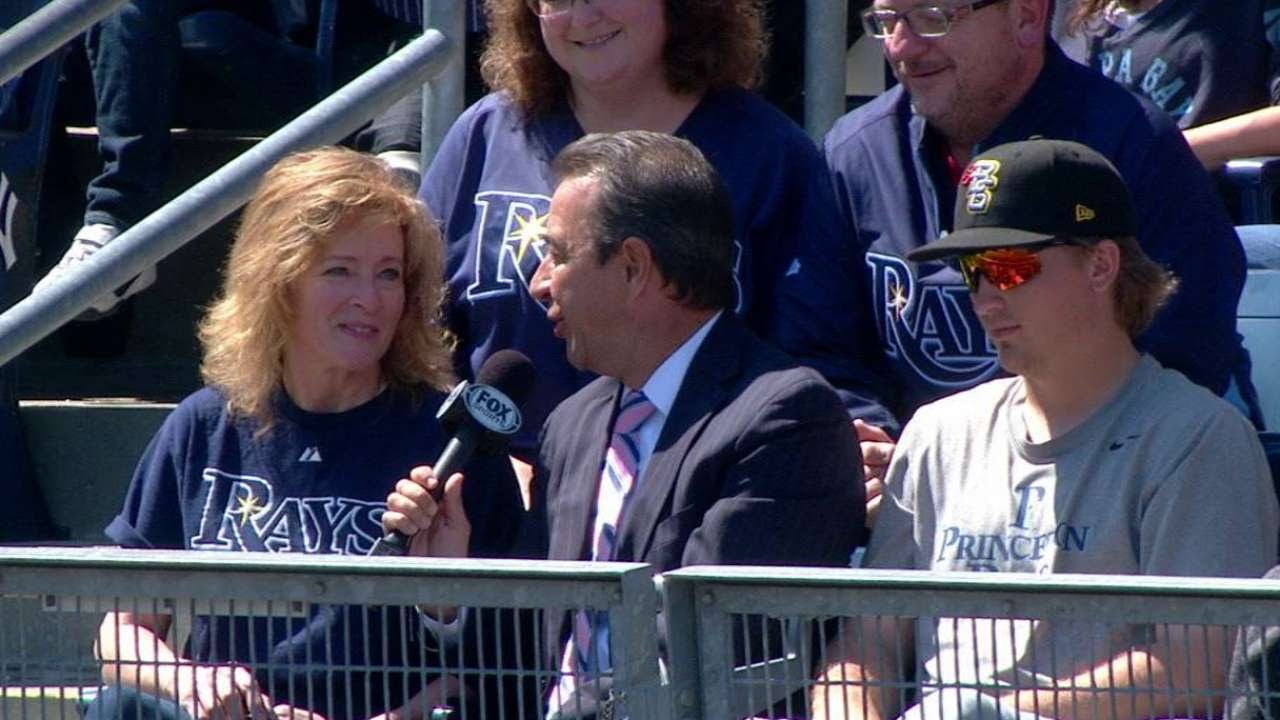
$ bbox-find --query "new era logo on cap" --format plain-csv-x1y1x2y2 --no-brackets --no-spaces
1076,204,1096,222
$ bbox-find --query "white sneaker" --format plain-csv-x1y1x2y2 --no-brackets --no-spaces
377,150,422,190
33,223,157,316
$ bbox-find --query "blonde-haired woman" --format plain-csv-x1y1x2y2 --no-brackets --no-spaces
91,147,523,720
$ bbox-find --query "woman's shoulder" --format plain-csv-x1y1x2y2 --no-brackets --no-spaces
450,91,539,136
169,387,232,425
687,88,822,164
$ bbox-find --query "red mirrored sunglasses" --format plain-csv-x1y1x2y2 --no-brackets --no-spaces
951,239,1080,292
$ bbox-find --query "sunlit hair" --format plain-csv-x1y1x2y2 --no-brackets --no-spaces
198,146,454,434
480,0,767,116
1075,235,1179,339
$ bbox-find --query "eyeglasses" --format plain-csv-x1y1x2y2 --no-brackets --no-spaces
951,239,1080,293
862,0,1007,39
526,0,617,20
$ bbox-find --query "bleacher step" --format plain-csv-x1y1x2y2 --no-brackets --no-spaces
21,401,173,544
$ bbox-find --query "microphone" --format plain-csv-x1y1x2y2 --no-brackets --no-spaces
370,349,536,557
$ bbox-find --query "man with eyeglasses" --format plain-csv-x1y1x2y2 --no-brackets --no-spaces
811,139,1278,720
770,0,1258,520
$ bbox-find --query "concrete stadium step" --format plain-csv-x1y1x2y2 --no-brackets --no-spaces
17,126,260,403
21,400,173,544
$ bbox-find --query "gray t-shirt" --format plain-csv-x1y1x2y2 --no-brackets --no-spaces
867,355,1279,690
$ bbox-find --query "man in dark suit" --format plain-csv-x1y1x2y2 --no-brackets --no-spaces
384,130,865,719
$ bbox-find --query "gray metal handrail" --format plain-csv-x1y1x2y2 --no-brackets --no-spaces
0,30,456,366
804,0,851,141
0,0,127,86
420,0,465,167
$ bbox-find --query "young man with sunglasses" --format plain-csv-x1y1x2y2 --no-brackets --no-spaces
769,0,1257,518
811,139,1278,720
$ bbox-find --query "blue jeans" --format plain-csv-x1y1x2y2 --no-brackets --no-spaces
82,686,194,720
83,0,312,230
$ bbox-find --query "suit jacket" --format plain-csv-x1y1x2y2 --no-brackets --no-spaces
532,314,866,665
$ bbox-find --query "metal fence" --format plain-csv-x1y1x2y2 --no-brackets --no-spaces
11,552,1280,720
661,566,1280,720
0,548,661,720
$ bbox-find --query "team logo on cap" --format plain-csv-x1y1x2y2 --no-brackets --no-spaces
960,160,1001,215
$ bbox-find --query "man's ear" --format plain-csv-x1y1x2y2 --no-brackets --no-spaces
1011,0,1050,48
1088,239,1122,293
619,236,654,298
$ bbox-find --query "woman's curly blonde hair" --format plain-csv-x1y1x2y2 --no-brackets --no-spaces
480,0,769,116
198,146,454,433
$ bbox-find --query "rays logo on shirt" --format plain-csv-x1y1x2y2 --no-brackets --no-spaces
867,252,999,387
465,191,552,305
190,468,385,554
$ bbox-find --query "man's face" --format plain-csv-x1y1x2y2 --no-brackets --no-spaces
876,0,1027,140
968,244,1098,378
531,176,631,377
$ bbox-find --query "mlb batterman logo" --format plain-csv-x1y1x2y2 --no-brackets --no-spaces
960,159,1001,215
463,383,522,434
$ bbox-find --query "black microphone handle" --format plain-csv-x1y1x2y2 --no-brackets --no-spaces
370,423,483,556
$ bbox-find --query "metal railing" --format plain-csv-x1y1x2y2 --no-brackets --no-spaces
662,565,1280,720
0,0,126,87
0,0,464,367
804,0,851,141
0,547,662,720
11,550,1280,720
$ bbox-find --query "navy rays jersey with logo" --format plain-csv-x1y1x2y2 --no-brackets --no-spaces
797,41,1247,424
106,386,523,720
421,89,894,450
1082,0,1280,128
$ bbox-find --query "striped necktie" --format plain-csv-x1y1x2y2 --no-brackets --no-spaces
548,390,656,719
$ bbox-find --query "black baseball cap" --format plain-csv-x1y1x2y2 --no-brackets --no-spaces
907,139,1138,263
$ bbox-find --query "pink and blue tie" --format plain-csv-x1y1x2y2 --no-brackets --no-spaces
549,390,656,718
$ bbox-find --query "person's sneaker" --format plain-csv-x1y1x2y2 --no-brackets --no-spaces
378,150,422,191
33,223,157,316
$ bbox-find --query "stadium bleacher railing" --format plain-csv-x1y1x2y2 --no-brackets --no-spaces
0,0,125,87
6,548,1280,720
803,0,849,142
0,0,466,367
663,565,1280,720
0,547,664,720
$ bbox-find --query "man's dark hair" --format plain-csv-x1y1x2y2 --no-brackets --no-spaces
552,131,737,310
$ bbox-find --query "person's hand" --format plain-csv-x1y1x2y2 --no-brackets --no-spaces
366,675,465,720
172,662,274,720
271,706,328,720
383,466,473,560
854,419,896,528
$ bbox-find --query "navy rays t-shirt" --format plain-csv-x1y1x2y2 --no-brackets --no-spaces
107,386,522,720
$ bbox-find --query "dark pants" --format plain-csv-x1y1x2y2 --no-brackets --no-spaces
82,686,194,720
82,0,315,230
